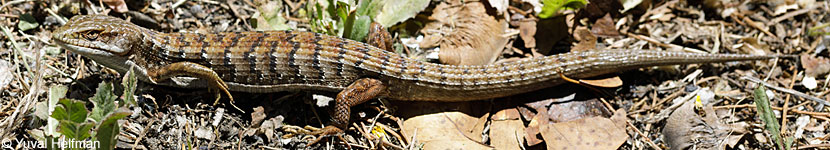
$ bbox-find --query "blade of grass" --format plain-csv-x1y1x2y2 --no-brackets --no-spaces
753,84,789,149
808,23,830,36
1,26,34,87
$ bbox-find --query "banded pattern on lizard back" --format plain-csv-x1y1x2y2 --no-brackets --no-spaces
53,15,788,143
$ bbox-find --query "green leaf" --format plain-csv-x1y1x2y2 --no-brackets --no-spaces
52,99,88,123
329,0,379,42
344,15,372,41
335,1,351,23
374,0,429,27
308,0,340,35
121,67,138,106
52,99,93,141
96,109,130,150
89,82,117,123
753,85,784,150
355,0,379,16
342,0,374,41
333,1,352,37
17,13,39,31
539,0,587,19
78,123,94,140
57,121,78,139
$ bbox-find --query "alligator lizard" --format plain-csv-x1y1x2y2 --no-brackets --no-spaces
52,15,788,140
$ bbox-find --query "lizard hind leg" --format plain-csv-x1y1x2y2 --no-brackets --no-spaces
309,78,386,146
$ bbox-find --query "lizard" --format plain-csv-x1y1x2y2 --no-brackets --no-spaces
52,14,791,143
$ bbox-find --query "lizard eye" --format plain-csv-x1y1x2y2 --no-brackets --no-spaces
83,30,100,40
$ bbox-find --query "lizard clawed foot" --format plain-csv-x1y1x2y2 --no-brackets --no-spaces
208,79,243,112
282,125,348,147
147,62,244,112
306,125,347,146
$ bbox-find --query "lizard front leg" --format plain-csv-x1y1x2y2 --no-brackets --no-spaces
145,62,238,111
309,78,386,145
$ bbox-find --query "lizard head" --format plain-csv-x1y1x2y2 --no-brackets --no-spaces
52,15,148,57
52,15,156,74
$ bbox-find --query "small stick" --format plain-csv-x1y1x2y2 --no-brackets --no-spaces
741,76,830,106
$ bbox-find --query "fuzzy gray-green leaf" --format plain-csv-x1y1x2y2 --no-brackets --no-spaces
89,82,117,123
121,67,138,106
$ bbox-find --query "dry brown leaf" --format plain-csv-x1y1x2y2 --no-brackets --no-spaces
492,108,521,120
591,14,621,37
580,76,623,88
715,89,747,99
262,117,283,142
524,113,545,146
250,106,266,127
575,0,623,21
420,1,509,65
675,21,720,47
738,37,774,55
519,20,538,48
260,119,275,141
609,109,628,128
401,112,491,149
702,104,749,148
539,113,627,149
663,100,748,149
571,27,597,52
490,109,525,150
800,54,830,77
522,98,552,147
800,55,830,89
804,121,828,131
525,94,609,123
663,101,699,149
243,107,265,139
102,0,129,13
546,99,607,122
517,106,536,121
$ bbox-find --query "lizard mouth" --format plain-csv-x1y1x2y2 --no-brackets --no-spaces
53,38,112,57
52,35,134,71
52,34,130,57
